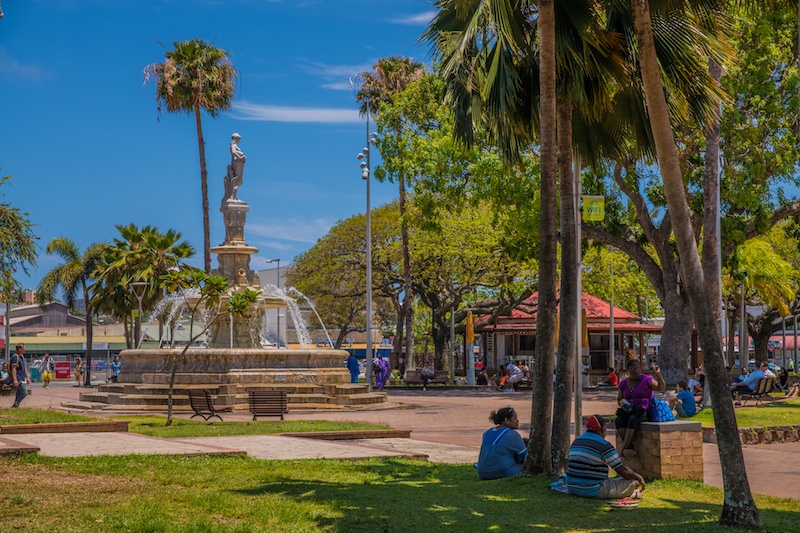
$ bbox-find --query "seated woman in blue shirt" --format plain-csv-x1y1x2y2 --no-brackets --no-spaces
476,407,527,480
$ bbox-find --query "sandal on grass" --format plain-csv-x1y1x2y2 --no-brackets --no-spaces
609,497,639,508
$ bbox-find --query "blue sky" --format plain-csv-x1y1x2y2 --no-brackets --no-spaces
0,0,434,290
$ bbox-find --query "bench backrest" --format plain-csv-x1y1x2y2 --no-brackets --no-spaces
756,377,774,394
248,390,287,413
188,389,214,410
433,370,448,379
405,370,421,381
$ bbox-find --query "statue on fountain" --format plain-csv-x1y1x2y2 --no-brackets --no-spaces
223,132,246,204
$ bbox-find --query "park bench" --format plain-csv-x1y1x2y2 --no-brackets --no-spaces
515,370,533,391
187,389,232,422
404,370,449,389
738,377,775,407
248,390,288,420
1,383,12,396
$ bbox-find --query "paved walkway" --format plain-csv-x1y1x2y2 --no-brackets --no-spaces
2,382,799,499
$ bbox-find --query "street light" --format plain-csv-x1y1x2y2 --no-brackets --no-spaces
130,282,149,349
357,119,378,391
265,258,281,347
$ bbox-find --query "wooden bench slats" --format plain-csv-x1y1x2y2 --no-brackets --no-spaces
739,377,775,406
248,390,288,420
188,389,230,422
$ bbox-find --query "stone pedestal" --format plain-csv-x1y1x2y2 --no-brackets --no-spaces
616,420,703,481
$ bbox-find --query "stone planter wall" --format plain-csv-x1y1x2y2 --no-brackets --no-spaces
702,425,800,445
615,421,703,481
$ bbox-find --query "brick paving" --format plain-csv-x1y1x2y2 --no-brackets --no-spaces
2,382,798,499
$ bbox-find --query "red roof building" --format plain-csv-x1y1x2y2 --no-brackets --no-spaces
476,292,662,374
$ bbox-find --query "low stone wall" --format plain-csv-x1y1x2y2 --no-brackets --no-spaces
702,425,800,445
616,421,703,481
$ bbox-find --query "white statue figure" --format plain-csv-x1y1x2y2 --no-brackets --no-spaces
224,133,246,202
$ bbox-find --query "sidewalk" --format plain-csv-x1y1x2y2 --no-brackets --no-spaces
2,383,798,500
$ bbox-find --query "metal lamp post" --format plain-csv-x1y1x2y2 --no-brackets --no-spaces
357,119,377,391
130,282,149,349
265,258,281,347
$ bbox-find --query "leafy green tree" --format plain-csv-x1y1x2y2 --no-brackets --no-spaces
37,238,106,386
288,204,400,350
144,39,237,273
356,56,425,370
0,175,38,322
582,247,660,317
159,267,258,426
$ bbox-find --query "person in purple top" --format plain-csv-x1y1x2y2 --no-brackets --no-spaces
615,360,666,457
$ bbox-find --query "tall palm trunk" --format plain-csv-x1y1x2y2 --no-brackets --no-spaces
632,0,760,526
83,284,93,387
525,0,557,476
703,59,723,345
400,176,415,369
195,102,211,273
552,100,577,472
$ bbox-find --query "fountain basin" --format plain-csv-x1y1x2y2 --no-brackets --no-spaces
118,348,351,385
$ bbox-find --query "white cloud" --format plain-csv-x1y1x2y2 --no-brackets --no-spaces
232,101,360,123
390,11,436,26
0,47,47,83
247,217,335,244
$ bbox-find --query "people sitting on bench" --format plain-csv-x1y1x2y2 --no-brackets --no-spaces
731,361,766,403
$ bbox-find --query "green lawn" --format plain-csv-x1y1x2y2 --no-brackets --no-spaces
117,415,392,438
1,455,797,532
0,408,98,425
690,399,800,428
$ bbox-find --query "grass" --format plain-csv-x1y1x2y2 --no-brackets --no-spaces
691,399,800,428
0,408,98,425
0,454,797,532
117,415,392,438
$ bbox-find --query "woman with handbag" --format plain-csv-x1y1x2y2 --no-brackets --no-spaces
615,360,665,458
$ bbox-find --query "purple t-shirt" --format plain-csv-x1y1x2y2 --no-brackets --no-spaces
619,374,654,410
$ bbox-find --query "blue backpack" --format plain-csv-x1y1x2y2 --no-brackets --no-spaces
648,396,676,422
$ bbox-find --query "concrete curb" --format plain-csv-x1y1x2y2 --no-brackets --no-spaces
0,420,129,434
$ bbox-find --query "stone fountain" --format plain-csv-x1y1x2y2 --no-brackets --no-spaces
78,134,388,411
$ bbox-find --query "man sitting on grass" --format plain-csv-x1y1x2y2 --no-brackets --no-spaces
566,415,646,500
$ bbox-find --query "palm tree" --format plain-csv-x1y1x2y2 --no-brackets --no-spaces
355,56,424,370
423,0,628,474
99,224,194,347
630,0,760,526
36,238,105,387
144,39,237,273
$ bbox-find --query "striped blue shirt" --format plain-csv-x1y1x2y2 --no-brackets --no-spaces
566,431,622,497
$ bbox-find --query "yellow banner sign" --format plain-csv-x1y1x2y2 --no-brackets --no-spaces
583,195,605,221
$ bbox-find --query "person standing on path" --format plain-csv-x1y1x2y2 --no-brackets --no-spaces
10,343,31,408
110,356,122,383
374,354,390,391
73,357,84,387
346,354,360,384
40,353,54,388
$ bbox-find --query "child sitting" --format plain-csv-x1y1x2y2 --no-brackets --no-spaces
669,380,696,418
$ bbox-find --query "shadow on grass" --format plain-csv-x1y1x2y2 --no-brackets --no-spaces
236,460,799,532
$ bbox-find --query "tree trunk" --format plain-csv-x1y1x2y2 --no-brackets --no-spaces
525,0,557,476
195,103,211,274
393,299,405,372
658,291,694,384
703,58,723,339
83,285,93,388
632,0,761,526
552,100,576,473
400,174,415,369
